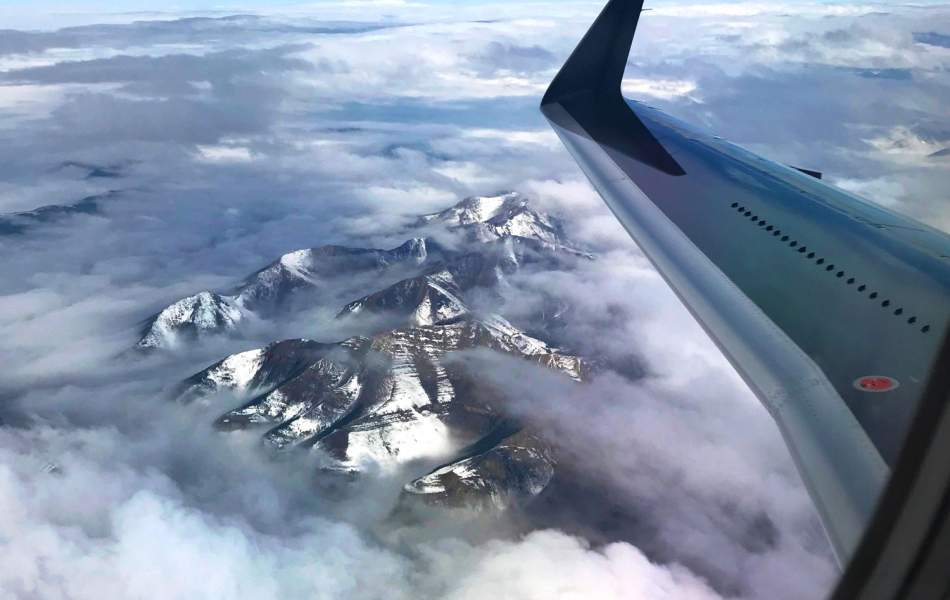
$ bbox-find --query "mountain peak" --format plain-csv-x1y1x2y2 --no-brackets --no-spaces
419,191,523,227
337,269,468,327
423,192,522,226
392,237,428,262
138,291,243,350
419,192,571,249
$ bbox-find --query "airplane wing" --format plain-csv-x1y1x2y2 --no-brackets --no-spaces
541,0,950,589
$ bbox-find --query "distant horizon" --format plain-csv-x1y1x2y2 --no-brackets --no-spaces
5,0,950,30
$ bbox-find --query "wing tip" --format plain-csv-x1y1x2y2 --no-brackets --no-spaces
542,0,646,106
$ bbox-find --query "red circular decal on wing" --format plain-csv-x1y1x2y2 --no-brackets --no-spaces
854,376,900,393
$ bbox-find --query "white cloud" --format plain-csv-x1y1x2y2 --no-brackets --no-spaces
864,126,949,162
833,176,907,208
462,128,558,146
0,423,732,600
0,2,948,598
433,160,500,187
196,144,255,163
435,531,723,600
622,77,700,101
648,3,883,18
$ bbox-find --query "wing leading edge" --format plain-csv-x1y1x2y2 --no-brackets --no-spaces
542,0,950,568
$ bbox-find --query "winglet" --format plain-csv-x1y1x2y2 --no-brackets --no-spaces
541,0,685,177
542,0,646,105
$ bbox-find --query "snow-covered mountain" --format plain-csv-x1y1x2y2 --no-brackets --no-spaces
138,291,245,350
138,194,584,351
179,316,581,504
161,193,590,511
417,191,570,249
138,238,428,350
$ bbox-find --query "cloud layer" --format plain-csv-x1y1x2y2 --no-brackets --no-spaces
1,2,947,598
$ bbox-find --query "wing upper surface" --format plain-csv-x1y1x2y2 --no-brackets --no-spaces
542,0,950,566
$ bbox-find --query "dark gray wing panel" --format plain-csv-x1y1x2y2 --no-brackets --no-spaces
541,0,684,176
542,0,950,566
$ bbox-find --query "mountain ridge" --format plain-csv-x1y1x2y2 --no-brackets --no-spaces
138,192,586,350
164,192,590,510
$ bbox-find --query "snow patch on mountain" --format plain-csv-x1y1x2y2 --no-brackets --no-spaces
217,355,364,450
375,356,435,416
419,192,515,226
204,348,265,392
226,389,300,426
338,412,454,472
404,430,556,510
338,269,468,327
138,291,246,350
407,458,480,495
419,192,571,250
